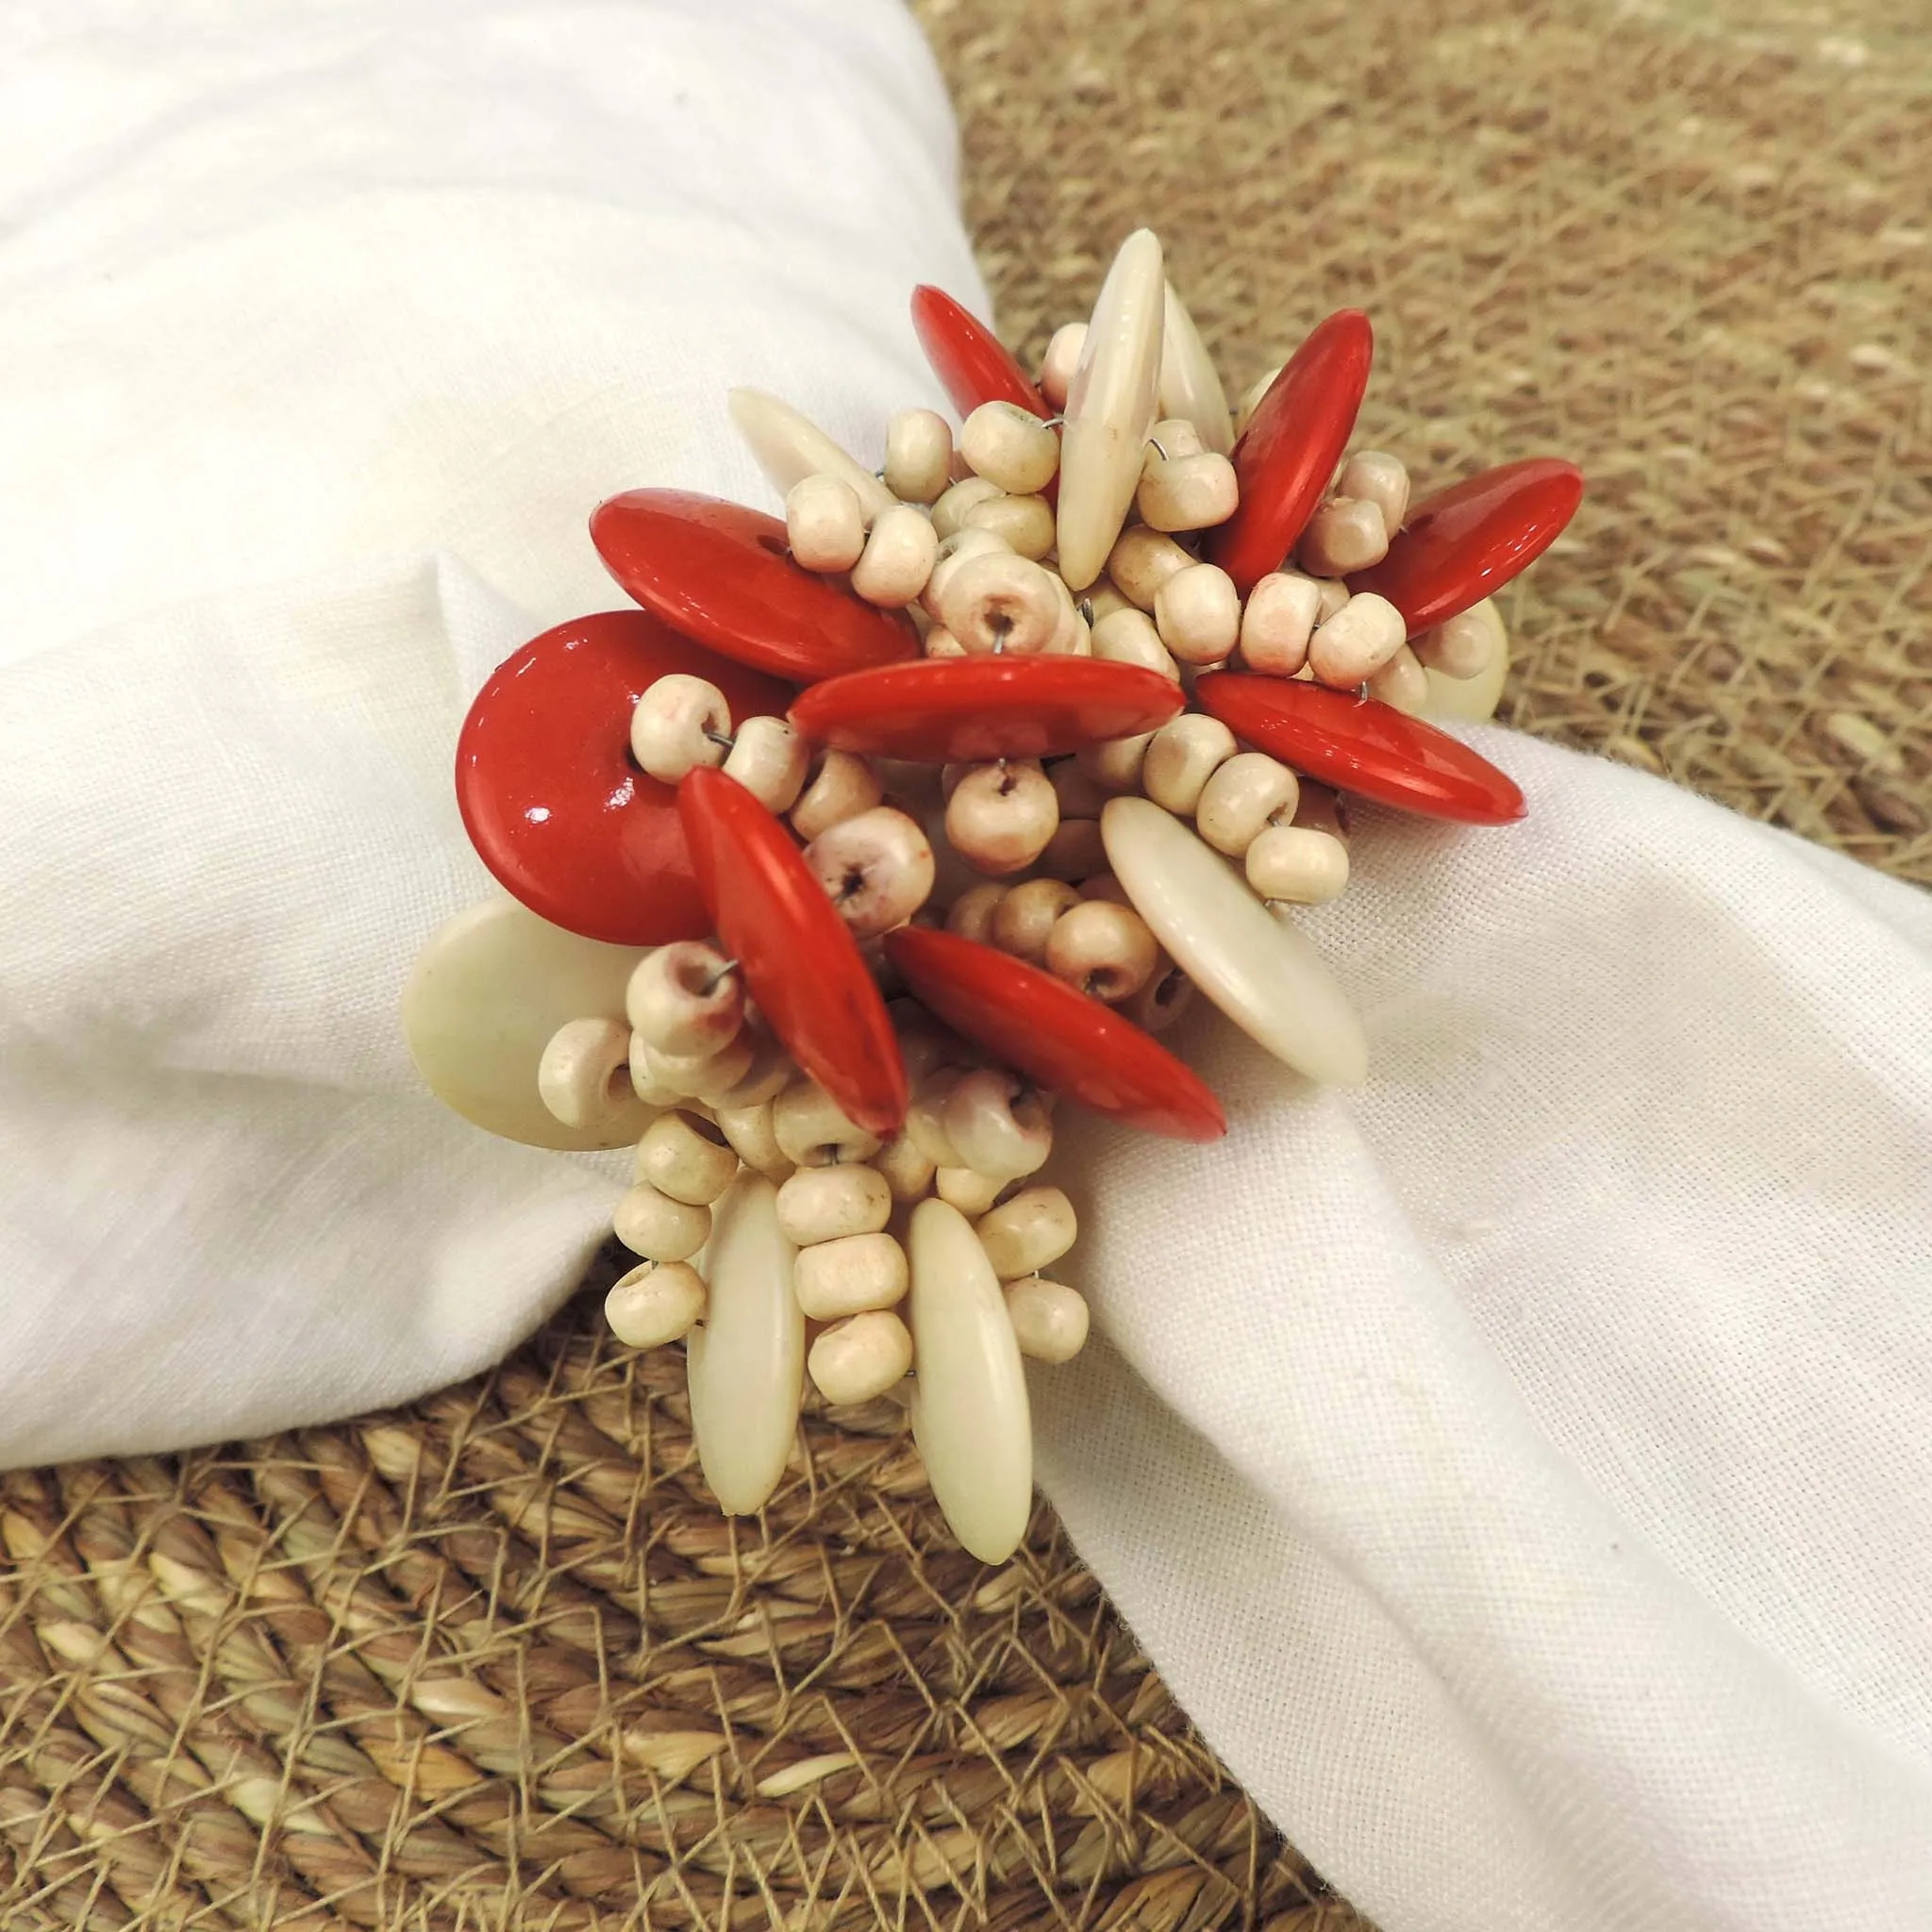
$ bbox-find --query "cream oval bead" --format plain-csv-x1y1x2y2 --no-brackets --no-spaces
934,1165,1006,1216
1158,280,1234,455
685,1174,804,1515
1034,818,1108,882
945,760,1059,875
1137,451,1239,533
1044,898,1158,1002
1142,712,1239,816
962,491,1056,561
1194,751,1300,858
604,1260,708,1350
1089,607,1180,683
713,1099,791,1179
1048,759,1113,821
1368,643,1430,715
809,1310,913,1405
625,941,743,1058
1238,572,1324,677
793,1229,909,1321
1038,322,1087,410
726,387,894,522
944,880,1008,945
1307,591,1407,688
628,675,730,784
1153,562,1241,666
959,401,1060,495
775,1163,892,1246
1338,449,1411,533
537,1017,641,1134
850,504,940,608
1245,824,1351,906
941,1069,1052,1181
883,408,954,505
805,806,935,940
1296,496,1389,576
991,877,1081,963
1107,526,1195,610
908,1199,1034,1564
1415,596,1505,680
612,1182,711,1263
785,474,867,573
1123,954,1195,1034
722,714,810,816
933,551,1060,656
975,1185,1077,1279
930,475,1005,541
772,1078,885,1169
634,1109,740,1206
1073,731,1153,794
791,751,883,841
1004,1276,1091,1364
1101,796,1368,1085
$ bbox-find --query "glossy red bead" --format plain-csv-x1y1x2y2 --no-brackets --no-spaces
1205,310,1374,596
457,610,791,946
1194,673,1525,824
884,927,1226,1142
678,768,908,1137
591,489,920,684
1348,458,1584,635
910,285,1052,421
788,657,1185,763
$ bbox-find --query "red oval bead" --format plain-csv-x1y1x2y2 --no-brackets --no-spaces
910,285,1051,421
1348,458,1584,634
678,768,908,1137
457,610,791,946
885,927,1225,1142
1194,673,1525,824
1204,310,1374,596
591,490,920,684
788,657,1185,763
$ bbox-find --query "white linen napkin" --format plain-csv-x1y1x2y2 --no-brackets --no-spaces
3,5,1928,1929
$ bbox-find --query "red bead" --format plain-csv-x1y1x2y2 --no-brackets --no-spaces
884,927,1226,1142
1348,458,1584,634
1194,673,1525,824
789,657,1185,763
677,768,908,1137
591,490,920,683
1205,310,1374,596
457,610,791,945
910,286,1051,421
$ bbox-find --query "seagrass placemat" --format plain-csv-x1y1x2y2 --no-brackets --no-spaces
3,1,1925,1926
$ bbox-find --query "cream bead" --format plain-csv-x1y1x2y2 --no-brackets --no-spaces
722,714,810,815
537,1017,640,1133
975,1186,1078,1280
1238,572,1324,676
941,1069,1052,1181
1194,751,1300,857
1154,561,1241,666
1143,415,1208,463
708,1028,794,1109
805,806,935,939
1137,452,1239,533
945,880,1009,944
726,388,894,523
944,760,1059,874
628,674,730,784
1049,759,1113,820
1234,363,1282,436
634,1109,739,1207
604,1260,708,1350
884,408,954,505
1158,280,1234,454
924,626,967,658
1090,607,1180,682
1044,900,1158,1002
991,877,1080,963
1107,526,1194,610
934,1165,1007,1216
1043,573,1091,656
1314,576,1350,624
905,1072,965,1169
791,751,883,841
1084,579,1135,625
625,941,743,1058
1004,1277,1090,1364
773,1078,884,1169
875,1130,938,1203
933,551,1061,656
634,1030,756,1106
1368,644,1430,715
785,474,867,573
1307,591,1407,688
930,475,1004,541
1038,322,1087,410
1074,731,1153,793
923,525,1010,616
1339,450,1411,533
1124,955,1195,1033
1033,817,1108,881
612,1182,711,1263
1415,597,1504,680
793,1230,909,1321
1078,872,1131,906
1142,713,1239,816
809,1310,913,1404
1245,824,1352,905
713,1099,791,1178
1298,496,1389,576
775,1163,892,1246
850,504,940,608
1423,615,1509,724
962,491,1056,561
959,401,1060,495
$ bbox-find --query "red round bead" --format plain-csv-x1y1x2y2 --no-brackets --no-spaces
591,489,920,683
677,768,908,1137
788,657,1185,763
910,285,1051,420
885,926,1226,1143
457,610,791,946
1348,458,1585,634
1194,673,1526,824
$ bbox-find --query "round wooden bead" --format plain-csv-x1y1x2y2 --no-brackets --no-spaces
1074,731,1153,793
1045,899,1158,1002
962,491,1056,561
884,408,954,505
945,881,1008,945
875,1136,936,1208
1414,597,1504,679
924,626,967,658
1339,449,1411,533
1307,591,1408,688
931,475,1005,541
1004,1276,1090,1363
612,1182,711,1263
991,877,1081,963
786,474,867,573
941,1069,1052,1180
905,1073,966,1169
1049,759,1114,820
635,1109,740,1206
793,1230,910,1321
772,1077,885,1169
960,401,1061,495
934,1166,1007,1217
775,1163,892,1246
629,674,731,786
1238,571,1323,676
605,1260,708,1349
537,1017,641,1133
708,1028,794,1109
1154,562,1241,666
1039,322,1087,410
632,1030,756,1107
1123,955,1195,1034
924,526,1010,616
1245,824,1352,905
976,1185,1077,1280
712,1099,791,1178
809,1309,914,1405
722,714,810,816
1195,751,1300,857
1142,713,1239,816
1090,607,1180,682
791,750,884,841
851,504,940,608
1138,451,1238,533
1297,496,1389,577
945,760,1059,875
1368,644,1431,715
625,941,743,1058
1034,819,1108,881
932,550,1061,657
1107,526,1194,610
805,806,936,939
1144,416,1208,462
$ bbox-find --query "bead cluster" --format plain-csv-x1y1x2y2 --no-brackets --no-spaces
406,227,1582,1563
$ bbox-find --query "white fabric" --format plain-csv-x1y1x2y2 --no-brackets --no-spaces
2,6,1929,1931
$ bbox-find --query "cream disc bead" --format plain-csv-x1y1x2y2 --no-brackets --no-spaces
1415,596,1505,680
934,1165,1007,1216
1073,731,1153,794
990,877,1080,963
1038,322,1087,410
791,750,883,841
1048,759,1113,821
628,674,731,785
875,1129,938,1203
1153,561,1241,666
805,806,935,940
1044,898,1158,1002
851,503,940,608
537,1017,641,1134
1297,496,1389,576
1090,607,1180,682
722,714,810,816
1194,751,1300,858
708,1027,794,1109
772,1077,885,1169
1158,281,1234,455
944,760,1059,875
775,1163,892,1246
944,880,1008,945
883,408,954,505
809,1310,913,1405
933,550,1061,657
1339,449,1411,533
793,1230,909,1321
1107,526,1195,611
930,475,1004,541
1238,571,1324,677
959,401,1060,496
1307,591,1407,688
1123,955,1195,1034
1137,451,1239,533
785,474,867,573
1004,1276,1089,1363
1246,824,1351,906
625,941,743,1058
635,1109,740,1207
1368,643,1430,715
612,1182,711,1263
1141,713,1239,816
713,1099,791,1179
941,1068,1051,1181
1034,818,1108,881
924,525,1010,616
605,1260,708,1350
975,1185,1077,1280
726,387,894,522
962,491,1056,561
633,1028,756,1106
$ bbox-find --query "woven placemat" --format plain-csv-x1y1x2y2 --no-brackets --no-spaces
3,2,1925,1927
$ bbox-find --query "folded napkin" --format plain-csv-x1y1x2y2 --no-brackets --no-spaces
3,5,1928,1929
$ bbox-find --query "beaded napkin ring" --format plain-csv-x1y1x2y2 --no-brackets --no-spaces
404,228,1582,1562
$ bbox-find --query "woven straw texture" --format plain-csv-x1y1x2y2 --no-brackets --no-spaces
3,2,1926,1926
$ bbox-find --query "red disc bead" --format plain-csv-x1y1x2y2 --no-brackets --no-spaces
456,610,791,946
1194,673,1525,824
910,285,1051,421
